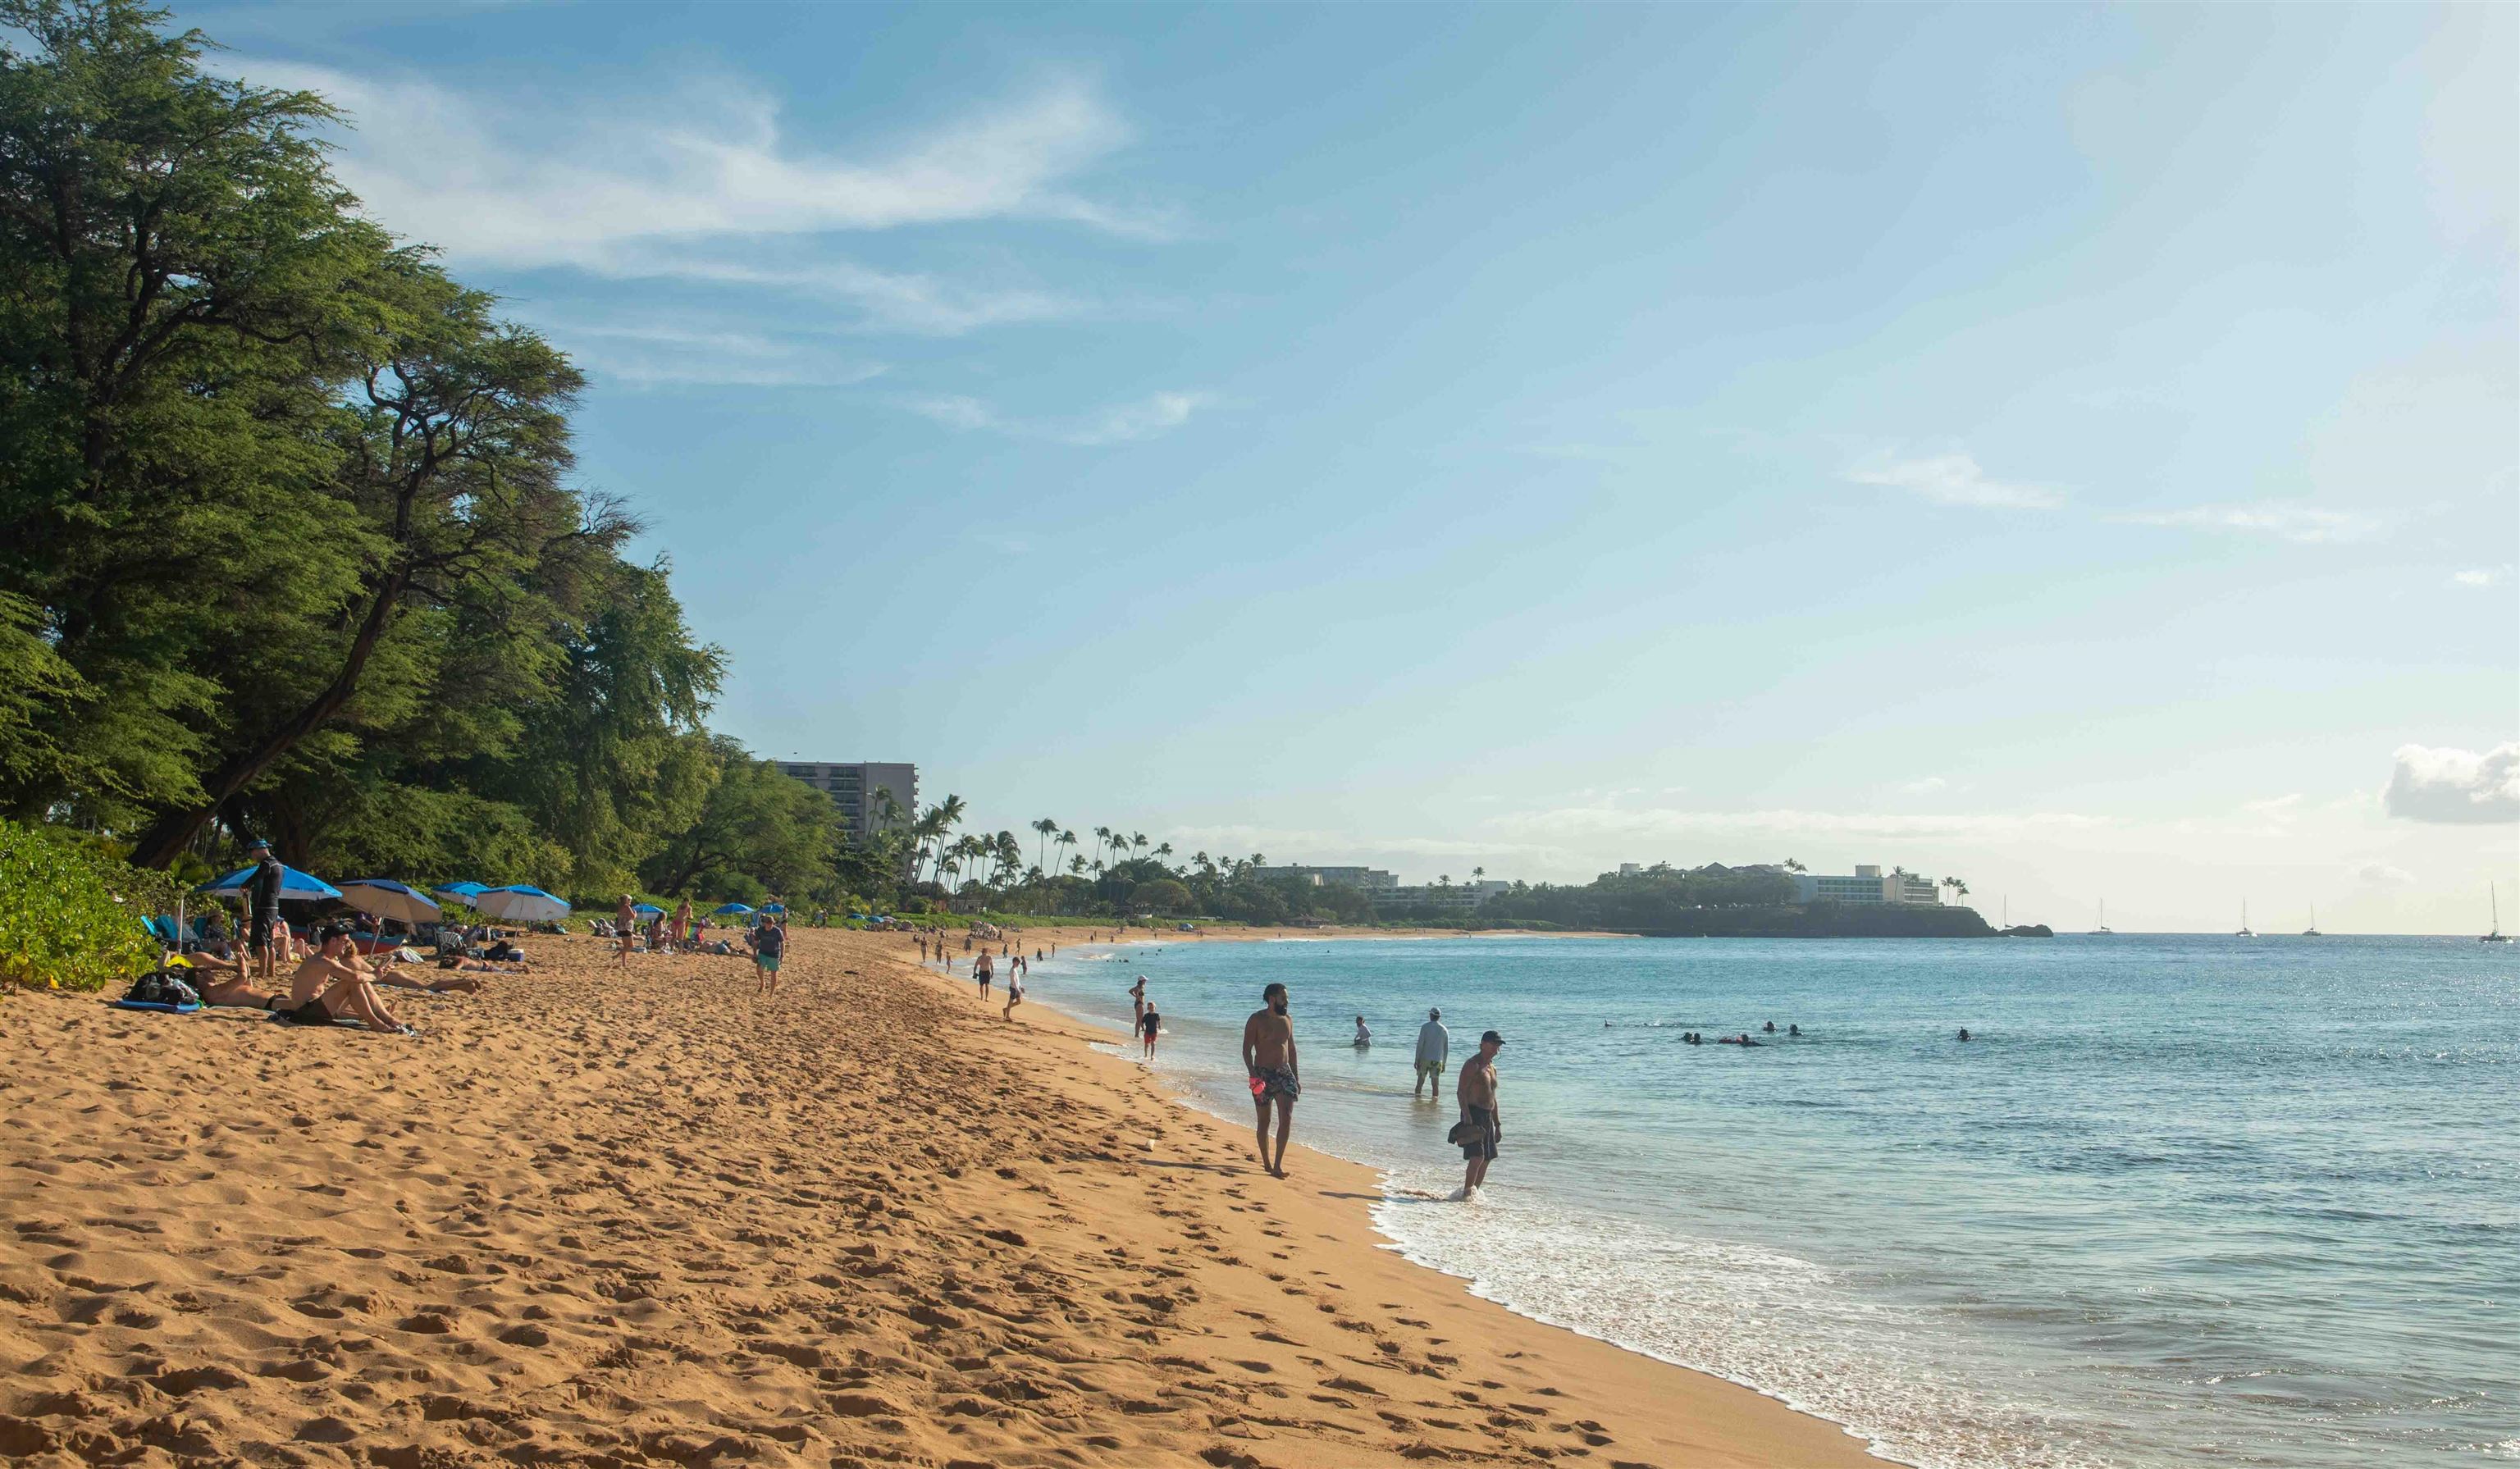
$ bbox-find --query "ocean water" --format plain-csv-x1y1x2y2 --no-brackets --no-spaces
1014,933,2519,1469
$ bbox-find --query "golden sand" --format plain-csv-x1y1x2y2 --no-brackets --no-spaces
0,925,1878,1468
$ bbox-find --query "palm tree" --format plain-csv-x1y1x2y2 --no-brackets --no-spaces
1472,865,1485,885
1438,874,1452,889
1783,858,1806,874
1069,854,1088,877
1057,828,1078,877
1193,850,1212,876
1131,833,1148,863
1154,841,1175,870
1032,818,1059,873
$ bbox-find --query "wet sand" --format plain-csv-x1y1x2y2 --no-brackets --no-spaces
0,924,1879,1468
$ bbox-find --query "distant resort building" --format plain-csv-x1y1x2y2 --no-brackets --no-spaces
776,760,918,838
1276,865,1399,892
1792,865,1942,906
1276,865,1511,912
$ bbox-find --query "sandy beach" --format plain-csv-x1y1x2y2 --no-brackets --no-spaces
0,925,1879,1469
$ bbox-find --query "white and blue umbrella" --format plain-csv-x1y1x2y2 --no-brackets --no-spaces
432,879,490,903
337,878,442,927
473,885,569,924
632,902,664,917
196,863,344,903
760,902,787,915
711,902,754,917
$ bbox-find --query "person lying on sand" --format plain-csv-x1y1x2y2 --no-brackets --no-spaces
288,928,415,1034
171,947,277,1009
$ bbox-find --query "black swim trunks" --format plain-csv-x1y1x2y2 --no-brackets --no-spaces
1459,1104,1498,1161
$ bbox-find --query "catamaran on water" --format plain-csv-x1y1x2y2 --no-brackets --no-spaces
2487,884,2511,944
2089,900,2112,936
2235,900,2254,938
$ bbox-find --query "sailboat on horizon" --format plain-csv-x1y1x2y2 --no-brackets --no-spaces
2089,900,2112,936
2487,884,2511,944
2303,903,2321,938
2235,900,2254,938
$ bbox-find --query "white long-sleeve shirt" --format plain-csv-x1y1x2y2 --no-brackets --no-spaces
1414,1020,1450,1066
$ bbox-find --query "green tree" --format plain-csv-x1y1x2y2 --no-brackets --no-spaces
641,737,838,899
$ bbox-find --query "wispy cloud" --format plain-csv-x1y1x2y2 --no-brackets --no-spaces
2354,860,2417,887
1487,801,2115,844
2119,502,2384,544
1894,776,1949,796
549,320,889,389
2449,567,2506,587
899,389,1217,445
1845,451,2066,509
218,58,1166,335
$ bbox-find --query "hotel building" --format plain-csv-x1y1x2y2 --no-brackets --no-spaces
775,760,919,839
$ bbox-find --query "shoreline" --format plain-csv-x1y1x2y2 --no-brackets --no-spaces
0,924,1881,1469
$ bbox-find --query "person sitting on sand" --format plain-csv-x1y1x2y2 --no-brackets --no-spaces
287,927,413,1034
1242,983,1300,1177
1139,1004,1161,1061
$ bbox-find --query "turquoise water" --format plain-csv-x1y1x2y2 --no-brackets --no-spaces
1019,934,2519,1469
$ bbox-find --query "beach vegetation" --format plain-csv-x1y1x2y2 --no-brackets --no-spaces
0,818,180,990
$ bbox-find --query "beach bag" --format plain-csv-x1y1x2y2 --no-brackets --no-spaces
124,969,203,1008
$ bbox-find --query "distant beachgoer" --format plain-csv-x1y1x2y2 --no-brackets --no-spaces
964,933,973,953
975,951,994,999
1353,1015,1372,1047
176,948,273,1009
1002,967,1025,1022
755,915,785,996
1242,982,1300,1177
1957,1027,1971,1042
1414,1008,1450,1098
245,839,285,981
1140,1006,1161,1060
614,896,637,969
1454,1029,1504,1196
673,898,692,949
1788,1024,1801,1037
1762,1021,1776,1033
1130,977,1147,1025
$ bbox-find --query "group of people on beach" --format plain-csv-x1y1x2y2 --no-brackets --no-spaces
609,895,788,992
1243,988,1505,1197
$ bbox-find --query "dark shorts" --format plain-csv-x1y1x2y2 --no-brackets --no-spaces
1256,1066,1300,1102
250,911,277,948
1460,1105,1498,1161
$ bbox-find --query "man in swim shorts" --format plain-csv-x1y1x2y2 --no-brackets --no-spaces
1413,1006,1450,1099
755,914,786,995
1455,1029,1504,1195
1241,982,1300,1177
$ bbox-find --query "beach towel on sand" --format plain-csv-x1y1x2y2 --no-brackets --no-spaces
109,998,204,1014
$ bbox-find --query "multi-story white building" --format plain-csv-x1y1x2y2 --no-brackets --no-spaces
1379,879,1513,912
1790,865,1942,906
776,760,918,839
1277,865,1399,892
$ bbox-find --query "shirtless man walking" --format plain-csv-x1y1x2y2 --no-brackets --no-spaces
1241,982,1300,1177
1455,1029,1505,1197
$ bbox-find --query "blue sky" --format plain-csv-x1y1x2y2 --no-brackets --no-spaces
199,2,2515,932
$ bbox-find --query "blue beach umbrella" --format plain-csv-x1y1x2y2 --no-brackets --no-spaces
196,864,344,903
338,878,443,927
473,885,569,924
432,879,490,902
632,902,664,916
760,903,787,915
710,902,754,917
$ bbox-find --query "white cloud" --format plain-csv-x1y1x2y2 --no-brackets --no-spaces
899,389,1214,445
1061,391,1216,446
1895,776,1948,795
2382,742,2520,824
550,320,889,389
2243,793,2304,819
1845,452,2066,509
217,59,1162,335
2120,502,2384,544
2354,861,2417,887
2449,568,2504,587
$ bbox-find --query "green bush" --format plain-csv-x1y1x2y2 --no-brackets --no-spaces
0,819,180,992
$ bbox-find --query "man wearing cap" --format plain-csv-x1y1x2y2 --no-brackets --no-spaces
245,839,285,983
1413,1007,1451,1099
1455,1029,1504,1195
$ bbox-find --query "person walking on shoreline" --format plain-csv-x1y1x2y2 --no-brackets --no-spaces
975,949,993,1000
1130,976,1148,1029
1413,1007,1451,1099
1454,1029,1504,1197
1242,982,1300,1178
1139,1004,1161,1061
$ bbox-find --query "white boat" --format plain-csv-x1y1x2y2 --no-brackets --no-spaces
2235,900,2254,938
2088,900,2112,936
2303,903,2321,938
2487,884,2512,944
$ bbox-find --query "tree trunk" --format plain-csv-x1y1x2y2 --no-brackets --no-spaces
126,567,409,868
